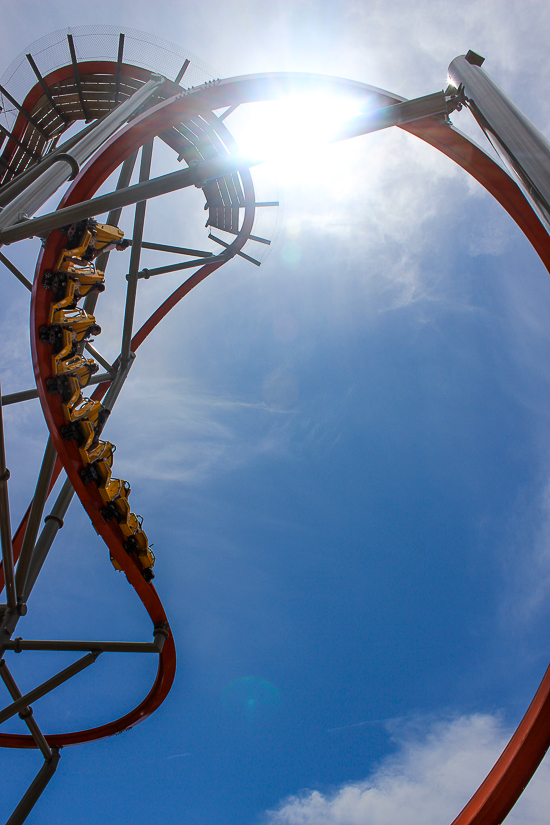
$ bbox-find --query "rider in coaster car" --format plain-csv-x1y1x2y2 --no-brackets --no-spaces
83,233,130,261
61,220,130,261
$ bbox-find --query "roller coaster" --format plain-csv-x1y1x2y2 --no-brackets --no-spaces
0,25,549,825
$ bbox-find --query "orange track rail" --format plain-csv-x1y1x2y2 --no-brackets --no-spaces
0,68,548,825
0,82,256,748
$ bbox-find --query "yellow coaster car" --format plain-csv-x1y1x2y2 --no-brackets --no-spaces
58,227,95,261
99,476,131,505
125,527,155,580
43,309,100,355
41,307,100,367
79,441,115,483
110,554,123,572
50,354,98,385
44,263,105,304
86,439,115,466
61,219,128,262
48,279,78,318
53,375,82,412
59,259,105,293
102,490,143,539
78,429,113,466
94,223,125,246
49,307,98,334
61,400,110,455
65,396,103,424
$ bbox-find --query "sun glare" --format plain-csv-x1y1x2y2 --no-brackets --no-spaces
236,94,366,169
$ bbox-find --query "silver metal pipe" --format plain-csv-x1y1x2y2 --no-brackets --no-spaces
0,658,52,759
15,438,57,600
448,53,550,230
1,372,114,406
0,154,243,245
1,388,38,405
5,748,60,825
0,119,99,209
209,233,259,265
102,354,135,411
83,343,114,374
0,76,164,232
330,90,458,144
120,140,153,365
133,240,214,257
67,34,91,122
21,477,74,603
0,250,32,291
0,652,100,724
87,371,115,386
137,253,227,279
0,377,16,609
5,638,162,653
0,83,48,139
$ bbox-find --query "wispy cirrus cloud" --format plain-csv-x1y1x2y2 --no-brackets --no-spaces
108,375,297,484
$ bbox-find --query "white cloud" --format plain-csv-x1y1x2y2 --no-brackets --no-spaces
266,714,550,825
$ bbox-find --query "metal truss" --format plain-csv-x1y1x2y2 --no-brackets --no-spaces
0,31,548,825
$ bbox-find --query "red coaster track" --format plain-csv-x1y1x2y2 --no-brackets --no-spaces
0,43,548,825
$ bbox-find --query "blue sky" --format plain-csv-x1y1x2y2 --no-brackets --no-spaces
1,1,550,824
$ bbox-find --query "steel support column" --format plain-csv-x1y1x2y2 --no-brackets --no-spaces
1,372,114,406
174,59,190,85
0,76,164,232
0,83,49,138
0,658,52,759
20,477,74,604
102,353,135,410
0,652,100,725
67,34,91,122
3,633,166,654
120,139,153,365
25,53,69,124
0,377,16,609
15,438,57,600
114,34,125,106
6,748,60,825
448,53,550,230
136,253,227,279
134,240,214,257
0,120,99,209
0,251,32,291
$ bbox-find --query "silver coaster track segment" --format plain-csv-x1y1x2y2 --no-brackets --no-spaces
448,51,550,232
0,90,461,246
1,39,547,823
0,75,164,231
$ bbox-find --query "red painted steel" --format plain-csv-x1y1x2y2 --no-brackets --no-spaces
0,82,256,750
0,61,156,179
0,65,548,825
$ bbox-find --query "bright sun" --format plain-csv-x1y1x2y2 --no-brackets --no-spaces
234,94,366,170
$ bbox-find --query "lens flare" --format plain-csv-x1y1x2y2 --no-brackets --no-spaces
222,676,281,718
237,94,366,166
